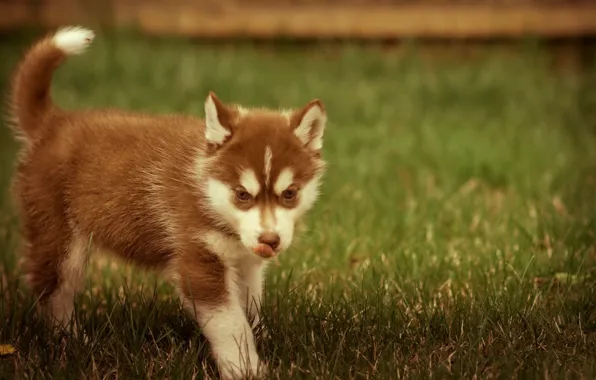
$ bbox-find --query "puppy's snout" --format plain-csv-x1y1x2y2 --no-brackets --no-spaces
258,232,280,250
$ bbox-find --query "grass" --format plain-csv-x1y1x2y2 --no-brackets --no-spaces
1,29,596,379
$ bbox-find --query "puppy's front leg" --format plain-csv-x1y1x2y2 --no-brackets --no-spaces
176,250,262,379
238,258,268,329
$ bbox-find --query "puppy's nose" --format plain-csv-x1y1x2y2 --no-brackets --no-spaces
258,233,280,250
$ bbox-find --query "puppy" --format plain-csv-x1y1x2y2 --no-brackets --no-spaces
8,26,327,379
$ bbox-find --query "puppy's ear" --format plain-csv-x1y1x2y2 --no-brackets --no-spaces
290,99,327,155
204,92,234,152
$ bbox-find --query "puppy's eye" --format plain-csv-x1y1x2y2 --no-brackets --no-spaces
235,188,252,202
281,187,298,200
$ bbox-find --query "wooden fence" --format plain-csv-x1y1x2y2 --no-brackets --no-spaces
1,0,596,39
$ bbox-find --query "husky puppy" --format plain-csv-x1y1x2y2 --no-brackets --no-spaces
8,26,327,379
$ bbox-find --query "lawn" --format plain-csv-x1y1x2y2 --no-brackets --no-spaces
1,30,596,379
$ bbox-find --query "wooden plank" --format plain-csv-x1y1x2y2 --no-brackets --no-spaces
1,2,596,39
0,1,137,30
136,4,596,39
0,3,31,30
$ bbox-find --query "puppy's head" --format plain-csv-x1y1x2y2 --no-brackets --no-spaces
200,92,327,257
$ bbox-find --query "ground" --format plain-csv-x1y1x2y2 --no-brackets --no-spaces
0,30,595,379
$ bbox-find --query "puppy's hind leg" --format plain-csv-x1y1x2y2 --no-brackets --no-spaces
24,226,91,329
49,232,92,328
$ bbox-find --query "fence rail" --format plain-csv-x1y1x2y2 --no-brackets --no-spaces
1,1,596,39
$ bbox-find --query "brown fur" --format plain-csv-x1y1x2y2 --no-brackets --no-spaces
207,105,325,208
8,29,325,321
12,106,230,306
10,32,65,144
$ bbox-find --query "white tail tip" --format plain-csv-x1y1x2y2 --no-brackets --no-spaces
53,26,95,55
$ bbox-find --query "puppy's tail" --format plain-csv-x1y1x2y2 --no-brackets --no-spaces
9,26,95,143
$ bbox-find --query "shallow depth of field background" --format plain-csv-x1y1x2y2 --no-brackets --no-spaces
1,1,596,378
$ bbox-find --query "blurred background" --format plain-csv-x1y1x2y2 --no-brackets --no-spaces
1,1,596,378
1,0,595,39
1,0,595,282
1,0,595,284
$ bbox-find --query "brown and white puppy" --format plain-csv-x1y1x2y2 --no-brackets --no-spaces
8,26,327,379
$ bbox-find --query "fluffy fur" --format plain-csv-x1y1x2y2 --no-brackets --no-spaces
8,26,327,379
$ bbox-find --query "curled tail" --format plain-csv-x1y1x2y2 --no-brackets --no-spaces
9,26,95,143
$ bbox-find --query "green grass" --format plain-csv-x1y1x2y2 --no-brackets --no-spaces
1,30,596,379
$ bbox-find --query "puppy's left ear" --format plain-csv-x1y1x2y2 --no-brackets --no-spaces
290,99,327,154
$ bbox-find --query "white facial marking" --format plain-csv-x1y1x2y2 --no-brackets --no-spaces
205,95,231,146
206,178,236,223
296,174,323,216
274,207,295,252
294,104,327,151
274,167,294,195
238,208,262,250
273,175,322,251
206,178,262,252
205,171,323,256
260,207,276,230
239,168,260,196
264,146,273,187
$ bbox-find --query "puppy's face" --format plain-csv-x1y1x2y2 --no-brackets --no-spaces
200,93,327,256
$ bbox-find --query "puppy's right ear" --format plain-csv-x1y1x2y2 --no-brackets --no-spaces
204,92,233,152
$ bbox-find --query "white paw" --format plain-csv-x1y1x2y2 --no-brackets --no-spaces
53,26,95,55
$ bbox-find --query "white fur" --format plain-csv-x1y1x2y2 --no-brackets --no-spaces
238,208,263,251
294,104,326,151
264,146,273,187
50,233,90,326
201,304,260,379
273,167,294,195
274,174,322,251
53,26,95,55
238,256,268,328
206,178,239,228
202,230,250,261
192,231,268,375
183,268,260,379
239,168,260,196
281,109,293,124
200,231,268,327
260,208,276,231
205,95,231,146
273,207,295,252
295,174,324,217
206,179,262,251
206,170,322,256
237,105,249,117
